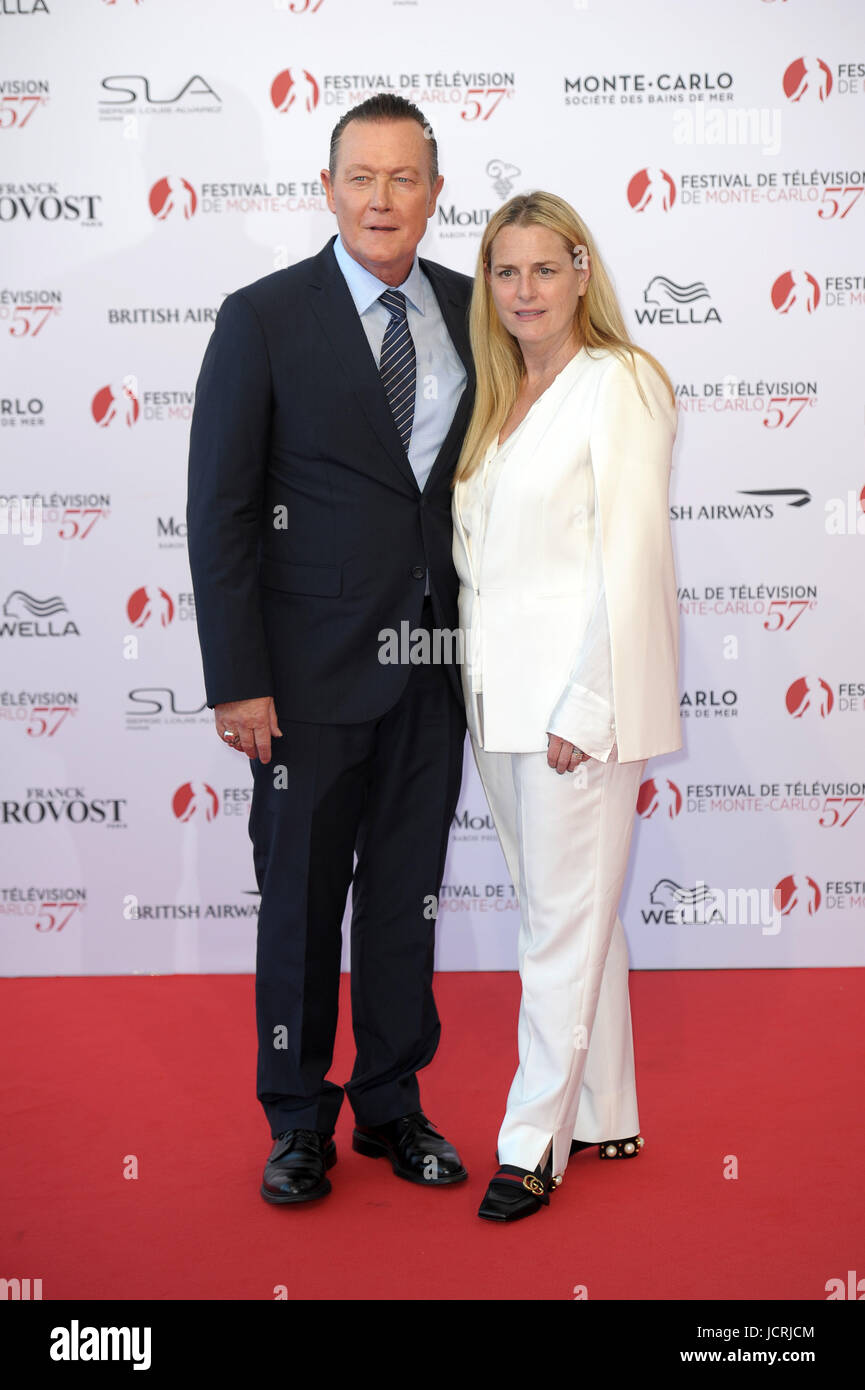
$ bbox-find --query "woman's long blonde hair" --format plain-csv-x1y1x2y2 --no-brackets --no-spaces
452,190,675,486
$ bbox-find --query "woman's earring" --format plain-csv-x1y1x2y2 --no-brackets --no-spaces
572,244,589,270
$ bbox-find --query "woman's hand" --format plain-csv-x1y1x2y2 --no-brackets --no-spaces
546,733,589,775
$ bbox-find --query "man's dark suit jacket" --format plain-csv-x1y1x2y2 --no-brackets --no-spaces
186,233,475,723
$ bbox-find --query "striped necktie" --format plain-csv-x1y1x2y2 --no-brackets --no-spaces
378,289,416,454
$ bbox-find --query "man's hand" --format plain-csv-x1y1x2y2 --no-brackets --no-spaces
546,733,589,775
215,697,282,764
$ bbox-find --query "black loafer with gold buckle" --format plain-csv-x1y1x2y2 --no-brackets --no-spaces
570,1134,644,1160
477,1162,559,1223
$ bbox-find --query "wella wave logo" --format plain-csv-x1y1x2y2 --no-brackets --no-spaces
637,276,720,325
0,590,79,637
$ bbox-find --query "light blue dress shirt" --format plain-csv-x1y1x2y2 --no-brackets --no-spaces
332,233,467,492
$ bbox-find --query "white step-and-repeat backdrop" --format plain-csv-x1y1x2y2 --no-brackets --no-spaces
2,0,863,977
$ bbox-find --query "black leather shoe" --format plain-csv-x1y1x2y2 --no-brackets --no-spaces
260,1129,336,1205
478,1159,555,1223
352,1111,467,1185
570,1135,644,1159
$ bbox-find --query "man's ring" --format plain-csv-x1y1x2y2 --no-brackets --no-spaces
223,730,238,743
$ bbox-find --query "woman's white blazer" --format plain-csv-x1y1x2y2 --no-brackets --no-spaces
451,346,682,764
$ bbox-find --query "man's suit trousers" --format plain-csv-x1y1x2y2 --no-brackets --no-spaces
249,601,465,1138
471,736,646,1180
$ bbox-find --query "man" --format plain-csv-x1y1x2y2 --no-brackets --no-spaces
186,95,474,1204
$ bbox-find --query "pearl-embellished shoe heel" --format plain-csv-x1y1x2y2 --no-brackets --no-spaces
570,1135,644,1159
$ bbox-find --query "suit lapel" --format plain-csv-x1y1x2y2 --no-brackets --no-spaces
306,237,419,495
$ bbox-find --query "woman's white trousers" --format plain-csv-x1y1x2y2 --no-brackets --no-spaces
471,736,647,1180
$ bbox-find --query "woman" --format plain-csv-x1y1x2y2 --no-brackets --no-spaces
451,191,682,1223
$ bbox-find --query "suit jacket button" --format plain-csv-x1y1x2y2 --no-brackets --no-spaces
410,565,425,580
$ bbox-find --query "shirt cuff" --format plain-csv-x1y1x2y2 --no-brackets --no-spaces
547,683,616,763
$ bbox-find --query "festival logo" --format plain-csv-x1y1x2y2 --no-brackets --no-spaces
143,177,327,217
0,688,79,736
126,587,175,629
1,491,110,541
437,882,518,914
771,271,820,314
674,377,817,424
303,68,515,120
785,677,834,719
681,778,864,830
271,68,320,112
91,377,139,427
627,168,676,211
148,178,198,221
782,58,833,103
0,885,85,932
0,79,49,128
774,269,864,309
636,779,683,819
676,583,818,630
1,288,62,338
674,169,865,215
93,379,193,423
773,875,864,912
172,782,219,822
774,874,821,915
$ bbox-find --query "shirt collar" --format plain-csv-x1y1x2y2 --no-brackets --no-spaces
333,233,425,316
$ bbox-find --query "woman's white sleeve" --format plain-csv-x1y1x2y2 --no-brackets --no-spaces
546,558,617,762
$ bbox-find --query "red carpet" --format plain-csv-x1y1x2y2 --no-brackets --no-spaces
1,970,862,1301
